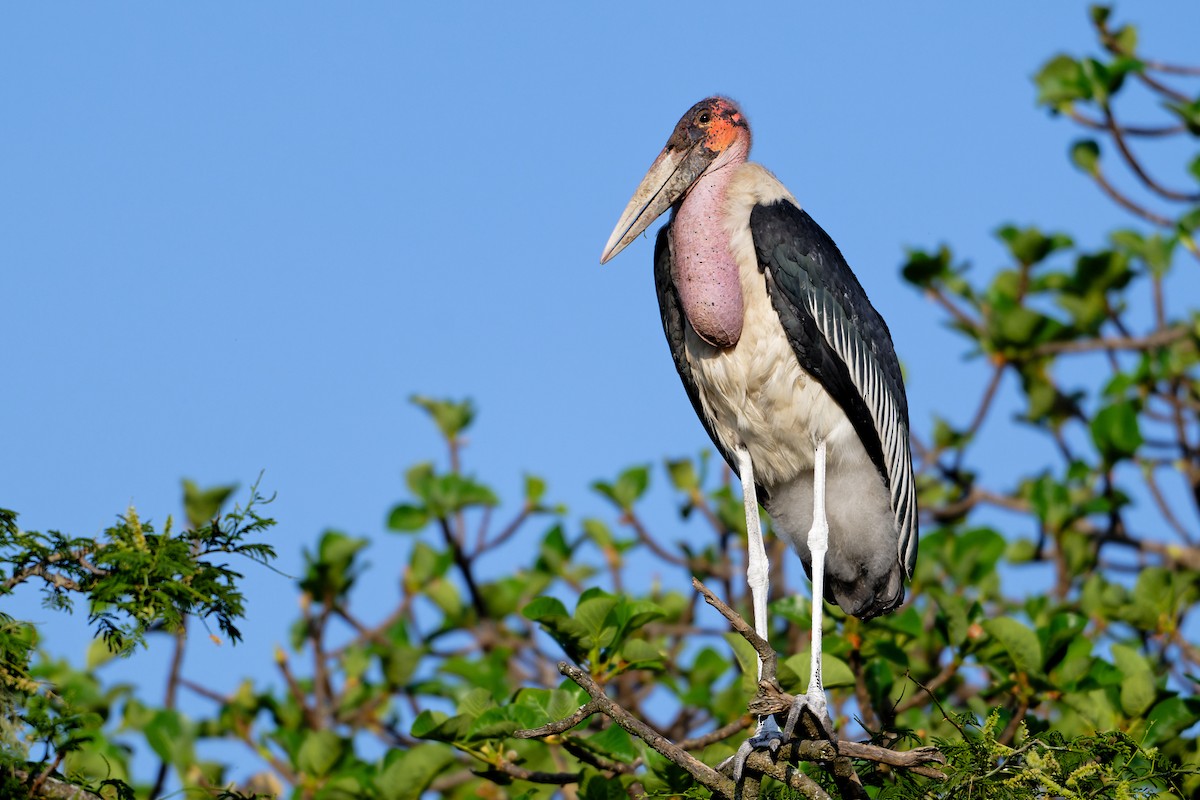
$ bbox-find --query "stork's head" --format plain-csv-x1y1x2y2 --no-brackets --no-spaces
601,97,751,263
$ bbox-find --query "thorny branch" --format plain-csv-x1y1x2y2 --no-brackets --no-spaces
515,580,946,798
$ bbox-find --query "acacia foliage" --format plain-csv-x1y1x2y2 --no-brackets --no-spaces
2,5,1200,799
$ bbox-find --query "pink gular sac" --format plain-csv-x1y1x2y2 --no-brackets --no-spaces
670,168,744,349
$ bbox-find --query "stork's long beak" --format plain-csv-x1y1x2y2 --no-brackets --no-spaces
600,141,713,264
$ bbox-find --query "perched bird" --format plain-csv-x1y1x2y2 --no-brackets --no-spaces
600,97,917,756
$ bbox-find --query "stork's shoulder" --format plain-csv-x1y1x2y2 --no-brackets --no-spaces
726,163,799,212
723,164,800,264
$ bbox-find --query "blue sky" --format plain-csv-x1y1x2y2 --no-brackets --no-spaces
3,1,1197,786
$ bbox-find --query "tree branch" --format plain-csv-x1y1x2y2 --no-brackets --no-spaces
1029,325,1189,357
516,661,737,798
1102,105,1200,202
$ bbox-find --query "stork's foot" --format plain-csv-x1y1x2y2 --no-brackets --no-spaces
720,717,785,781
720,692,836,781
781,689,834,743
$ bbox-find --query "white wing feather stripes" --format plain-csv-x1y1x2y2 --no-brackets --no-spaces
802,275,918,575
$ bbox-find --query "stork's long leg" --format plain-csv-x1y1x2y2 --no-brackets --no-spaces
734,446,783,746
778,437,834,744
807,437,829,706
735,445,770,675
727,443,832,779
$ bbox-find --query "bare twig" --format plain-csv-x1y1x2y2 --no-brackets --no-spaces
1140,462,1197,545
693,577,776,683
275,648,320,730
1029,326,1189,357
148,621,189,800
1102,106,1200,202
3,563,84,593
677,716,753,750
477,505,531,554
481,762,582,785
1089,165,1175,228
1065,107,1183,137
729,751,833,800
924,287,982,334
437,517,489,619
623,510,689,567
951,362,1006,474
896,660,960,715
559,736,639,774
517,661,737,798
514,698,606,739
14,769,100,800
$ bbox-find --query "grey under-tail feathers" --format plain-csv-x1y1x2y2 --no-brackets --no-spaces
765,465,905,620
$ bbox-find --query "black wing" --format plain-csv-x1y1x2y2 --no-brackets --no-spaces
750,200,918,576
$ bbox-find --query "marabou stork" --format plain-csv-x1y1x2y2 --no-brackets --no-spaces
600,97,917,758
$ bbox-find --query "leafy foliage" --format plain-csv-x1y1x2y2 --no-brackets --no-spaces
2,5,1199,799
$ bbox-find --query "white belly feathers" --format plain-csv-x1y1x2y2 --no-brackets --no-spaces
678,164,867,491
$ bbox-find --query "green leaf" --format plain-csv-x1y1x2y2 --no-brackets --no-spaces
723,633,760,695
934,590,971,647
181,479,237,530
514,687,587,724
524,473,547,506
424,578,463,618
407,541,449,587
665,458,699,492
952,527,1007,585
410,395,475,440
1070,139,1101,174
620,638,663,669
1090,400,1143,462
996,225,1072,267
300,530,368,599
465,707,527,741
983,617,1043,677
522,595,570,622
412,710,469,742
582,775,627,800
1165,98,1200,136
1130,566,1173,630
1007,537,1038,564
457,686,496,718
86,637,116,671
143,709,194,768
1109,23,1138,55
1144,697,1200,747
296,729,345,777
424,474,499,517
523,596,588,659
382,644,422,687
1110,644,1155,716
780,651,855,692
592,465,650,511
900,246,954,288
584,724,638,763
1053,636,1094,689
376,744,456,800
575,591,619,649
931,416,969,449
1034,54,1086,108
406,462,436,498
582,517,614,549
386,503,428,532
536,524,571,573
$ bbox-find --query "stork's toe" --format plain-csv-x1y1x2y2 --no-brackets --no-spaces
781,690,834,742
720,717,785,781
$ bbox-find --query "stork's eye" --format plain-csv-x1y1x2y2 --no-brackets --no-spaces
697,112,711,126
